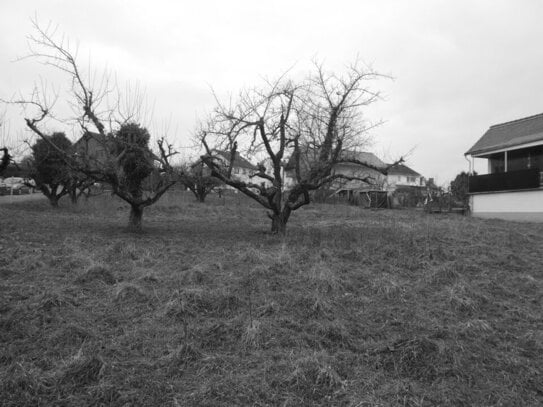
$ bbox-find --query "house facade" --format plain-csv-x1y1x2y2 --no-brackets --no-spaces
384,164,425,191
465,113,543,221
73,132,112,169
212,150,267,187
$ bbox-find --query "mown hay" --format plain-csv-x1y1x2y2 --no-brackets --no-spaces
371,274,405,300
0,362,45,399
49,323,93,346
162,344,203,377
379,336,445,381
198,321,240,350
75,265,116,285
307,261,343,294
241,319,262,350
114,283,149,303
57,354,104,387
295,291,333,318
285,353,345,400
38,292,76,311
180,263,208,284
165,288,241,318
313,320,355,351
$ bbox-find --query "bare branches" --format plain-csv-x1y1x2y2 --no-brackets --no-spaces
200,60,389,233
5,19,178,229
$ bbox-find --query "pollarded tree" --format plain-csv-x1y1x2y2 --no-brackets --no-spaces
29,132,72,206
7,19,177,230
108,123,162,228
201,61,400,234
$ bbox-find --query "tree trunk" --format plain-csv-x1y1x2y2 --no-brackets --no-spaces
270,212,289,235
129,204,144,231
195,186,207,203
43,185,60,207
49,195,60,207
69,189,78,204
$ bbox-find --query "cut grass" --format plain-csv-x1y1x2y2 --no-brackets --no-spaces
0,191,542,406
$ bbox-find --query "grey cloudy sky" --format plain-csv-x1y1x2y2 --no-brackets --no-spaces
1,0,543,184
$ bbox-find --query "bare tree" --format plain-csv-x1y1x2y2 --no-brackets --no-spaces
5,19,177,230
201,61,401,234
177,160,220,203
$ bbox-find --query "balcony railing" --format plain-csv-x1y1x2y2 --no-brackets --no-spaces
468,168,541,193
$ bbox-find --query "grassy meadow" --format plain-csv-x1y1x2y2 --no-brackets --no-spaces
1,191,542,406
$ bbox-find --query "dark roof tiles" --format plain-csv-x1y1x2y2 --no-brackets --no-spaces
466,113,543,156
386,163,421,177
213,150,258,170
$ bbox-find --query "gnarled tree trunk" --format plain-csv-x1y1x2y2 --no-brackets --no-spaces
39,184,63,207
128,204,144,231
270,209,291,235
69,188,78,204
49,195,60,207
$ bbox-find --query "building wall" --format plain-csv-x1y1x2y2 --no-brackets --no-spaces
331,164,385,191
385,174,423,190
471,189,543,221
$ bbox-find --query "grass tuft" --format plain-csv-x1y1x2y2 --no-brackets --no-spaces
371,274,405,299
241,319,262,349
114,283,149,303
56,352,104,387
49,323,93,347
162,344,203,377
379,336,445,381
285,353,345,400
34,290,77,311
75,264,116,285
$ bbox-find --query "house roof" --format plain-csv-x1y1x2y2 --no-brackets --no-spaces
74,131,108,145
284,149,386,172
465,113,543,156
73,132,112,153
338,150,387,170
386,163,421,177
213,150,258,170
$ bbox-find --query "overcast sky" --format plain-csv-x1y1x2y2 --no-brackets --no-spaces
1,0,543,184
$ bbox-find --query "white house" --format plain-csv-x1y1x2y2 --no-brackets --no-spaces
465,112,543,221
212,150,273,188
384,164,425,191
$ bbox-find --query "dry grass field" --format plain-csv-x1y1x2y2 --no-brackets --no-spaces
1,191,542,406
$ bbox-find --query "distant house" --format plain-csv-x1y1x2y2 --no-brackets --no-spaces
465,112,543,221
72,132,111,169
212,150,262,186
283,149,388,202
329,151,388,193
384,163,425,191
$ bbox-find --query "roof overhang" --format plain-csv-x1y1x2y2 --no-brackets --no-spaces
466,138,543,158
